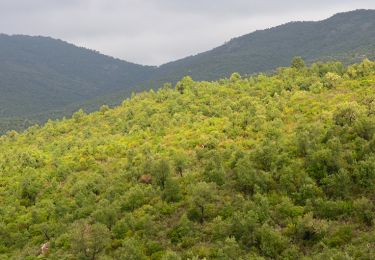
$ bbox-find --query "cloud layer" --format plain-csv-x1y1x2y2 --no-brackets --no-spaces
1,0,374,65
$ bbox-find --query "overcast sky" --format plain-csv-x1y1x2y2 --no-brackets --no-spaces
1,0,375,65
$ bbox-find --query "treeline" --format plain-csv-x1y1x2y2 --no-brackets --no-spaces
1,59,375,259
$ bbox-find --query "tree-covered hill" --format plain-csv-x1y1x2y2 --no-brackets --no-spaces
0,34,156,118
1,10,375,135
1,59,375,259
154,9,375,83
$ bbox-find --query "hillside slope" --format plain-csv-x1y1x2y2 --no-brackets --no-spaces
1,59,375,259
154,9,375,82
0,34,155,118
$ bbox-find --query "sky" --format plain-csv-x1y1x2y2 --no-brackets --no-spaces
1,0,375,66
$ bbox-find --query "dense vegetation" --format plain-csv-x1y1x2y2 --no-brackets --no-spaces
1,10,374,134
1,58,375,259
0,34,155,127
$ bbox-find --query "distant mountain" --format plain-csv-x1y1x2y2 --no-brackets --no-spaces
0,34,155,118
0,9,375,134
153,9,375,82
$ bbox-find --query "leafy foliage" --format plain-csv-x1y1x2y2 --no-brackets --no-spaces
1,59,375,259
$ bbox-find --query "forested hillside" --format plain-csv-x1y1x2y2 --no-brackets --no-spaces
1,59,375,259
1,10,374,135
0,34,155,117
155,9,375,82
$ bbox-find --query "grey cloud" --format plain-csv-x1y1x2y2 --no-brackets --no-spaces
0,0,374,65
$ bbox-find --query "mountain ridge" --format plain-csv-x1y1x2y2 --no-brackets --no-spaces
1,9,375,133
0,33,156,117
153,9,375,82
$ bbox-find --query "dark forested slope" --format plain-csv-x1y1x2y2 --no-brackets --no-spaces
0,34,155,118
154,9,375,82
1,59,375,259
